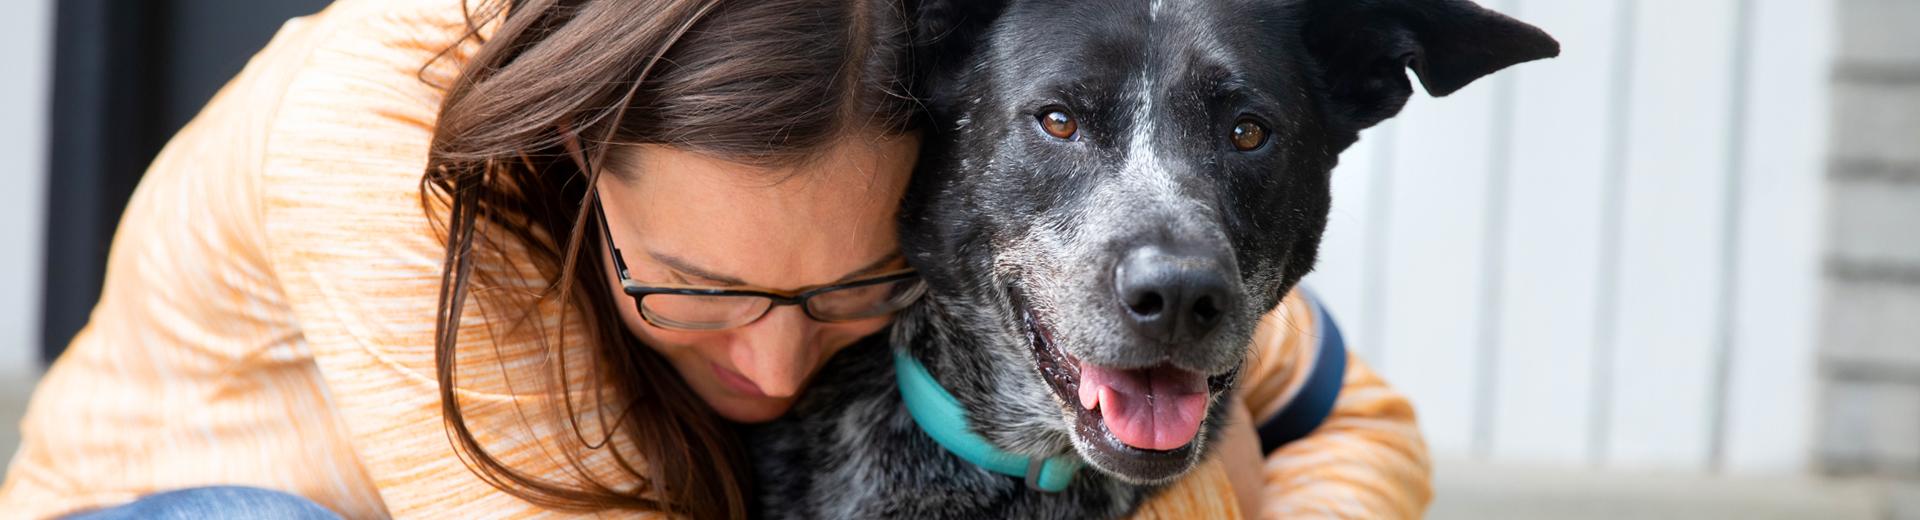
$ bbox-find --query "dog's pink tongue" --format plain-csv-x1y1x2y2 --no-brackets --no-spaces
1076,362,1209,451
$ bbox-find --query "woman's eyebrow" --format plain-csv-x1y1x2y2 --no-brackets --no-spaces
646,250,749,286
644,251,904,287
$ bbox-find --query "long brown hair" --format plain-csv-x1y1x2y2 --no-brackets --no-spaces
420,0,921,517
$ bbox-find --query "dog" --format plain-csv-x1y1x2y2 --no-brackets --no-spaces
746,0,1557,517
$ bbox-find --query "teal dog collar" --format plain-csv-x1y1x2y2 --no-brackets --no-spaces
894,349,1084,492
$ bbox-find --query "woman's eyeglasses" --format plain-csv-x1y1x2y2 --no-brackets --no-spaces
592,193,927,331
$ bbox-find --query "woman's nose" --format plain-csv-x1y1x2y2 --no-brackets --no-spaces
729,306,818,398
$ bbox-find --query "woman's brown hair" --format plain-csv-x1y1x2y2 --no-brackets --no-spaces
420,0,921,517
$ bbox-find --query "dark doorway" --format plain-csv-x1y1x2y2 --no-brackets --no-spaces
40,0,333,364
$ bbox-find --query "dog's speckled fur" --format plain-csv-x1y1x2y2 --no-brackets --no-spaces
746,1,1557,518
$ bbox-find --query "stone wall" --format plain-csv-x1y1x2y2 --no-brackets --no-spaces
1820,0,1920,481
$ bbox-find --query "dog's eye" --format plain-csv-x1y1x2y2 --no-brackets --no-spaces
1037,109,1078,140
1230,118,1268,151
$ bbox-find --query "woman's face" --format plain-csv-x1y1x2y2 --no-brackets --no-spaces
597,133,919,423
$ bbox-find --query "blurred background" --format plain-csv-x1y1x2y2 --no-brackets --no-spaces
0,0,1913,518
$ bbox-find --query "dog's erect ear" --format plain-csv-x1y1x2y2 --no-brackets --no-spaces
912,0,1006,59
1304,0,1559,133
910,0,1008,102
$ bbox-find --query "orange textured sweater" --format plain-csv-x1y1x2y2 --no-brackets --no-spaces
0,0,1430,518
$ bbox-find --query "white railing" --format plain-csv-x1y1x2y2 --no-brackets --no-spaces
1304,0,1834,475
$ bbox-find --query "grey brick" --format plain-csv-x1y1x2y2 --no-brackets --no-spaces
1831,81,1920,164
1827,177,1920,265
1822,277,1920,373
1821,0,1920,492
1839,0,1920,64
1819,380,1920,477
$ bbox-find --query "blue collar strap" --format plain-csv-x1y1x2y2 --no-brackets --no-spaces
894,349,1084,492
1254,293,1348,453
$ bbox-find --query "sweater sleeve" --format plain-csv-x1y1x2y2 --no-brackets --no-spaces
255,0,657,516
1237,290,1434,519
0,4,399,518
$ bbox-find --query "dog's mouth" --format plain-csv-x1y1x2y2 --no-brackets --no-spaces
1014,288,1233,478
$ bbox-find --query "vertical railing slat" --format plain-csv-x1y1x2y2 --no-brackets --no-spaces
1373,77,1503,456
1487,0,1629,466
1604,0,1743,471
1721,0,1832,474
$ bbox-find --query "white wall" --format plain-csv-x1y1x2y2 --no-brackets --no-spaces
1303,0,1834,475
0,0,54,377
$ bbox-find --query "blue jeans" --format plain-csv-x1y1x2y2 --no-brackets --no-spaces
65,486,341,520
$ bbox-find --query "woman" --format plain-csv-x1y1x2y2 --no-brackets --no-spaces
0,0,1430,518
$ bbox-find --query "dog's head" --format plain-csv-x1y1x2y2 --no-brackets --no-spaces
898,0,1556,484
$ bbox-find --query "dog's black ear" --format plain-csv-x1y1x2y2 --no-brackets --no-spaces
1304,0,1559,133
910,0,1008,102
912,0,1006,58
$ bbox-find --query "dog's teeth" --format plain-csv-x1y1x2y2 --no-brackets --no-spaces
1078,378,1101,411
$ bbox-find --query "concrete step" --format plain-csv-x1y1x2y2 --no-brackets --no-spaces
0,369,37,472
1430,457,1906,520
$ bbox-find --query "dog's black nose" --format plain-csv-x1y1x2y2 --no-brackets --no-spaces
1114,245,1234,344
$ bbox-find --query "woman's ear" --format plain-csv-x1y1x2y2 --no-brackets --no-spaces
1304,0,1559,133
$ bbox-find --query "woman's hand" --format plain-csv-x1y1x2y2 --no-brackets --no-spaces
1219,395,1266,517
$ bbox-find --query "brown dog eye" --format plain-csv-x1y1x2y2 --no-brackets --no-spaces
1039,110,1078,140
1231,119,1268,151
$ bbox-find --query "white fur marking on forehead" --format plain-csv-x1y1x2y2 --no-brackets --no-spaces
1122,0,1185,207
1122,67,1184,209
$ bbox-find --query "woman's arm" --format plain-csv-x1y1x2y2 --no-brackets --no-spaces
1235,291,1433,519
255,1,665,515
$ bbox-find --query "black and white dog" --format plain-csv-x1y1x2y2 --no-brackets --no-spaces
749,0,1556,517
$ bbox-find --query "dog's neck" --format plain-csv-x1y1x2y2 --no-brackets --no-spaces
893,349,1084,491
889,294,1090,486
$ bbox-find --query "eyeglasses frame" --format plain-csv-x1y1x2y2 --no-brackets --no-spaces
590,191,924,330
